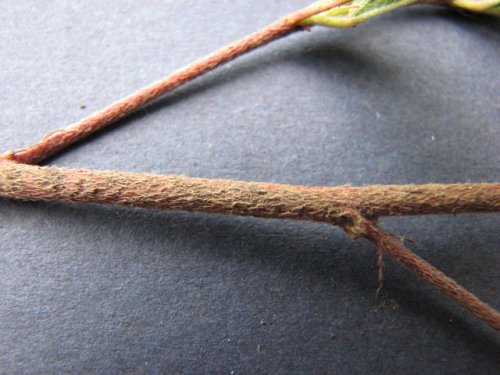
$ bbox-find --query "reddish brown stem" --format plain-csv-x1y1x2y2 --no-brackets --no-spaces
2,0,350,165
0,163,498,222
1,0,498,332
360,218,500,330
0,162,498,330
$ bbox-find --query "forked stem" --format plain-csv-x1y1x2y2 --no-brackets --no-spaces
0,162,498,330
1,1,499,331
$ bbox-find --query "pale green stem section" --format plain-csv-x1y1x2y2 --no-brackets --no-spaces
302,0,499,28
449,0,500,14
302,0,418,28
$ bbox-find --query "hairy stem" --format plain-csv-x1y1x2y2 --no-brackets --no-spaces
1,1,498,331
1,162,498,329
2,0,497,166
0,0,500,164
0,163,498,223
1,0,350,165
360,218,500,330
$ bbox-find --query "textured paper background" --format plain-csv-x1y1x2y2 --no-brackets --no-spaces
1,1,499,373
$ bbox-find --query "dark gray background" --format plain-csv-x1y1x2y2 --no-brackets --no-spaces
1,1,499,374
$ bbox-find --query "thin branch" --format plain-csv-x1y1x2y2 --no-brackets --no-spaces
0,163,498,223
2,0,496,166
1,0,351,165
358,218,500,330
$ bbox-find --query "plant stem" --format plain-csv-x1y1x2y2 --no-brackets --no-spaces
1,0,498,331
360,218,500,330
0,163,498,223
1,162,498,330
2,0,497,166
1,0,351,166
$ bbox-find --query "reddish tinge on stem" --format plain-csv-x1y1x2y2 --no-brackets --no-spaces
0,163,498,222
3,0,351,165
0,162,499,330
1,0,498,332
360,219,500,330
